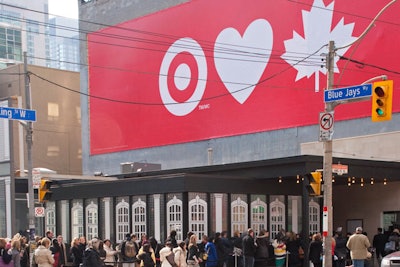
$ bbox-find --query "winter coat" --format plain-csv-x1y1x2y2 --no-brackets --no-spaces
255,235,270,260
308,240,322,264
173,247,186,267
35,245,55,267
242,235,256,257
82,248,102,267
346,233,370,260
159,247,173,267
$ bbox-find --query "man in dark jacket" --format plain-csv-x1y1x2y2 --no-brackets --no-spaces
242,229,256,267
373,227,387,263
82,238,102,267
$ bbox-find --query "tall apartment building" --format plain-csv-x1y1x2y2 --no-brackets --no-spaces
0,1,79,71
48,17,79,72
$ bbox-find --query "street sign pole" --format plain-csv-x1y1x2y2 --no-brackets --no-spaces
322,40,335,267
24,52,35,240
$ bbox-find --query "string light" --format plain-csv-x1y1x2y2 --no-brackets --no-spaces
278,176,282,183
370,178,374,185
360,178,364,187
332,176,335,183
348,177,351,187
296,175,300,184
384,178,387,185
352,177,356,184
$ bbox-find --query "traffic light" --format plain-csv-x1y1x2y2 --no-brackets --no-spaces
39,179,52,203
371,80,393,122
305,172,322,196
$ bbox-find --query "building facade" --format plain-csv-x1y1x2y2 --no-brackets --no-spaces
30,0,400,248
0,64,81,237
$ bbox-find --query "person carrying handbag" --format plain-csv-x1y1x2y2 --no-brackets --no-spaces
187,235,202,267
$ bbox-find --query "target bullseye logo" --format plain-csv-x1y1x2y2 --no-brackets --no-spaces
159,37,207,116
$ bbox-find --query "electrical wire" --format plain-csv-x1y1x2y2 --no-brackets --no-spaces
1,1,398,106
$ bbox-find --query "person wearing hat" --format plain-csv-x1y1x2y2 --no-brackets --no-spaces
346,227,371,267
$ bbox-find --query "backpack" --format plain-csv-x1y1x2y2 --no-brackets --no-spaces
124,241,137,258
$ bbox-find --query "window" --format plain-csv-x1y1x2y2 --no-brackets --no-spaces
309,199,320,234
383,211,400,231
167,196,183,241
71,203,83,239
86,201,98,240
251,198,267,236
116,200,130,243
231,197,247,236
189,195,207,239
132,198,146,238
270,198,285,239
48,103,59,121
45,202,56,236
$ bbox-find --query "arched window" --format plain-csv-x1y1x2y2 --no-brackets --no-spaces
45,202,56,236
189,195,207,239
167,196,183,241
116,200,130,243
86,201,98,240
270,198,285,239
309,199,320,234
71,203,83,239
132,198,146,238
251,198,267,236
231,197,247,236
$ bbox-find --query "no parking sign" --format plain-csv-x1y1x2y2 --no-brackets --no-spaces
35,207,45,217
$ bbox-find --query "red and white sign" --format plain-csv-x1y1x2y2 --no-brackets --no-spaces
332,164,348,175
35,207,45,217
88,0,399,154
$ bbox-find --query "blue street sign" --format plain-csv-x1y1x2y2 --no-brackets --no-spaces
0,106,37,122
324,83,372,103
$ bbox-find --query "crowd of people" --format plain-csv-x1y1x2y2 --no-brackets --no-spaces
1,226,399,267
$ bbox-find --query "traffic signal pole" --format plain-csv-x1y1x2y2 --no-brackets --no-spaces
323,40,335,267
24,52,35,240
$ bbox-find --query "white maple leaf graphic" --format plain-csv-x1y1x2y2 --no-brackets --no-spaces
281,0,356,92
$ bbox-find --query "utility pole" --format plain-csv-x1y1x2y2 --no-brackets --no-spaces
323,41,335,267
24,52,35,240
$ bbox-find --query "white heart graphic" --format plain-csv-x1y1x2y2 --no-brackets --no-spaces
214,19,273,104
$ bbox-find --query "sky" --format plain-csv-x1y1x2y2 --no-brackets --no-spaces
48,0,78,19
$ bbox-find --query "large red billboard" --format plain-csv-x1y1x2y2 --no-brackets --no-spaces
88,0,399,154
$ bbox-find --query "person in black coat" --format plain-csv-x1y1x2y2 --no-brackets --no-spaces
231,231,243,267
308,233,323,267
285,231,301,267
242,229,256,267
335,229,348,267
82,238,103,267
254,230,270,267
70,237,83,267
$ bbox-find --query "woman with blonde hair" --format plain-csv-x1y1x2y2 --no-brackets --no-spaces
10,239,21,267
70,237,82,267
34,238,55,267
187,235,201,267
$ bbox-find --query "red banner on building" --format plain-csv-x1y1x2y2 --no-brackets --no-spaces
88,0,399,154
